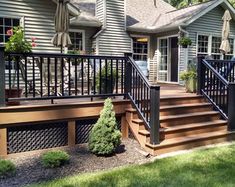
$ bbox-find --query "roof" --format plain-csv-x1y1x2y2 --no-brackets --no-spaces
51,0,80,17
69,0,235,32
70,0,102,27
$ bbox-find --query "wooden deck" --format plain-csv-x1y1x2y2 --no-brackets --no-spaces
4,84,193,107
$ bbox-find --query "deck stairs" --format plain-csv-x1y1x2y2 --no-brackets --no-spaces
126,95,235,155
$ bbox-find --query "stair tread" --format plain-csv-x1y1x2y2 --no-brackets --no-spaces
160,95,203,100
132,119,144,123
126,108,137,112
160,103,212,110
163,120,227,132
160,111,220,121
146,131,231,148
138,129,150,135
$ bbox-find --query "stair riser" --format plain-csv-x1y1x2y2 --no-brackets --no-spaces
164,125,227,139
161,114,221,127
161,98,205,106
160,106,213,116
150,134,235,156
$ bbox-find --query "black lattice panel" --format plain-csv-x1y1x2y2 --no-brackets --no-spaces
7,122,68,154
75,117,122,144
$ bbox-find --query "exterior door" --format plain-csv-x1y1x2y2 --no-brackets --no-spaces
158,37,178,83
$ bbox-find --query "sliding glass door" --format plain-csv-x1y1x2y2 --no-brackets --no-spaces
158,38,168,82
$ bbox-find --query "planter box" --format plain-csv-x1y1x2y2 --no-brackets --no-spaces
185,78,197,93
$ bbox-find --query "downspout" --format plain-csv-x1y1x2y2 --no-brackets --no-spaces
179,26,189,36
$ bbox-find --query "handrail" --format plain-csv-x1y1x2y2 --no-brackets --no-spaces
202,59,229,86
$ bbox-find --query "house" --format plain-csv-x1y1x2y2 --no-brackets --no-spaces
0,0,80,53
69,0,235,84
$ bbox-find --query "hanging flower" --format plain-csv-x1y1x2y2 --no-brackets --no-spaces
6,29,13,36
31,37,36,42
31,42,36,47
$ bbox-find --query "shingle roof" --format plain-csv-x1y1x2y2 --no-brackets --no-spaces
69,0,227,32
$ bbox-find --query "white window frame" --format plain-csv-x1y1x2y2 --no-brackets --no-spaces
68,29,85,52
196,33,235,60
157,34,179,83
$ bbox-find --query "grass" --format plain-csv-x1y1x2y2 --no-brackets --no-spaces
31,143,235,187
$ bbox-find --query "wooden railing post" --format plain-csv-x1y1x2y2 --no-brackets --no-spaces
150,85,160,145
197,56,205,95
0,45,5,107
228,83,235,131
124,54,132,99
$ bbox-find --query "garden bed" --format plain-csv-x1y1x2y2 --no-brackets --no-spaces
0,139,151,187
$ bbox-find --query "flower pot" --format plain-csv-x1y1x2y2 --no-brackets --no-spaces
5,88,22,106
99,77,116,95
185,78,197,93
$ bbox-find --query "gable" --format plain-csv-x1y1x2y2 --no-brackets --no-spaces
188,5,235,36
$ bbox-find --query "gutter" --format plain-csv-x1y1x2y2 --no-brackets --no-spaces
178,26,189,36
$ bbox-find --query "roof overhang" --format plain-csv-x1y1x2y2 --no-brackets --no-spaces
51,0,81,17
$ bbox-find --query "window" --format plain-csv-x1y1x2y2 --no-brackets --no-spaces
212,37,222,60
69,31,84,51
0,17,20,43
197,34,235,60
197,35,209,56
132,37,148,61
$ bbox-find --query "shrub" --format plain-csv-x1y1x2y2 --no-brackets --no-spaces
41,150,70,168
179,37,192,47
0,159,16,177
88,98,121,155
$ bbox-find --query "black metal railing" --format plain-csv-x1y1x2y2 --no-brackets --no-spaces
4,52,126,102
125,56,160,144
0,48,161,145
198,57,235,131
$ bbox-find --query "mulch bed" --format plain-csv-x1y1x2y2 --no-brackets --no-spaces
0,139,152,187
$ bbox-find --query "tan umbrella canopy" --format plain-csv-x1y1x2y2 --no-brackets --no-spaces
220,10,232,54
51,0,72,50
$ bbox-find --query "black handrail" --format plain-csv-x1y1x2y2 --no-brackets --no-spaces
126,57,160,144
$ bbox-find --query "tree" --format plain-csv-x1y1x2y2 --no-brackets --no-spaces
165,0,235,9
88,98,121,155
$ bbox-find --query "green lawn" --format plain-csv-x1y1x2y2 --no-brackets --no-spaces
32,143,235,187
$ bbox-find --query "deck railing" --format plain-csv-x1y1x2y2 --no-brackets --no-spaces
0,47,160,145
198,57,235,131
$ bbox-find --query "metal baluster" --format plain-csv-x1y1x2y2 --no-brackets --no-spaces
61,57,64,96
40,57,43,97
25,56,28,97
116,60,118,94
8,56,11,92
105,59,108,94
55,57,58,96
110,59,113,95
32,56,35,97
93,59,96,95
81,58,84,95
75,57,78,96
121,59,124,93
47,57,50,96
68,58,71,96
88,58,90,95
16,56,20,97
99,59,102,94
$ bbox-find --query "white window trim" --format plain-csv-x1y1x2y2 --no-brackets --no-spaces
196,32,235,59
157,34,179,83
68,29,85,52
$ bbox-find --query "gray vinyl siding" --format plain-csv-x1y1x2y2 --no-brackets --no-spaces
186,5,235,64
96,0,132,56
0,0,59,53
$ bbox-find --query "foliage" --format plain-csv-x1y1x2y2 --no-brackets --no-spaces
41,150,70,168
165,0,235,9
180,70,197,81
96,63,117,91
0,159,16,177
179,37,192,47
5,26,33,53
33,143,235,187
88,98,121,155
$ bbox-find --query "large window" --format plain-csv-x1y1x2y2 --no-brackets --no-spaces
132,37,148,61
0,17,20,43
197,34,235,59
69,31,84,51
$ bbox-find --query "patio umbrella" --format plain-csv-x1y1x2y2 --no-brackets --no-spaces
51,0,72,52
220,10,232,54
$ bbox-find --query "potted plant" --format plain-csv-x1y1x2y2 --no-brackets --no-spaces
179,37,192,48
96,63,117,95
5,26,35,105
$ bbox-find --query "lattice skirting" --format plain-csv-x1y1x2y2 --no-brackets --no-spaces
75,117,121,144
7,122,68,154
6,117,122,154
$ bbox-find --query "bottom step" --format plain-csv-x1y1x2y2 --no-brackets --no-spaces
145,131,235,155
